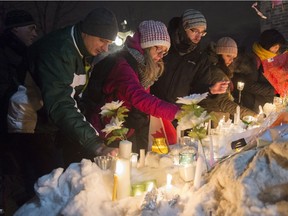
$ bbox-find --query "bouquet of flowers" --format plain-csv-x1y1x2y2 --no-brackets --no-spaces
100,100,129,145
175,92,211,140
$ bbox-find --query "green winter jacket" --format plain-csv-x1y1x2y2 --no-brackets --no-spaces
29,24,102,153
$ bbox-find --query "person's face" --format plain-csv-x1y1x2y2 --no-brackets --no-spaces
269,44,281,54
82,33,113,56
222,54,237,66
149,45,168,62
185,26,207,44
12,24,37,46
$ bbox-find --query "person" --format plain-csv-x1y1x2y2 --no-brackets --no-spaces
200,37,257,126
150,9,229,108
232,29,286,113
87,20,180,154
28,8,119,174
0,9,38,214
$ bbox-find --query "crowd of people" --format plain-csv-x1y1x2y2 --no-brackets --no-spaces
0,7,286,215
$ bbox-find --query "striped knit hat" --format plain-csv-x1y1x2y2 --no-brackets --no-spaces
215,37,238,56
138,20,171,50
182,9,207,30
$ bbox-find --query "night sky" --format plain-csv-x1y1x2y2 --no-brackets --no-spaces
2,1,261,49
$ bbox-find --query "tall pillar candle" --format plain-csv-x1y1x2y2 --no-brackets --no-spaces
138,149,145,168
115,158,131,200
119,140,132,159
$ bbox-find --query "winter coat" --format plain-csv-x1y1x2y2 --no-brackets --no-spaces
28,24,102,153
150,17,211,104
88,32,179,138
200,44,256,121
232,50,275,113
0,31,29,133
104,33,178,119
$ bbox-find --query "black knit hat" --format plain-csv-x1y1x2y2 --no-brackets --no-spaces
5,10,35,29
258,29,286,50
80,8,118,41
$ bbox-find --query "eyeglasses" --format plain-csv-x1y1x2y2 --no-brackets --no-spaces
189,28,207,37
154,46,168,57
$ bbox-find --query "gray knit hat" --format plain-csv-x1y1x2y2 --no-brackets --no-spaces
138,20,171,50
80,8,118,41
5,10,35,29
215,37,238,56
182,9,207,30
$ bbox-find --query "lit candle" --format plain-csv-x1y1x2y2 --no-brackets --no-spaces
130,153,138,168
112,173,118,201
119,140,132,159
115,158,131,200
237,81,245,91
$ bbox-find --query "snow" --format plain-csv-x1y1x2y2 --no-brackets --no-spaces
14,138,288,216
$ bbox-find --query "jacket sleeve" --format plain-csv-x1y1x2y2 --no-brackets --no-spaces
217,93,257,118
35,49,103,153
104,60,179,121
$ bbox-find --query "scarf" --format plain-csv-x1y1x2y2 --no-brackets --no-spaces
171,25,197,56
252,42,277,61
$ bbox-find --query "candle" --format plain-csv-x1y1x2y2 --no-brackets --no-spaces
115,159,131,200
237,81,245,91
112,173,118,201
179,163,196,182
130,153,138,168
138,149,145,168
166,173,172,190
119,140,132,159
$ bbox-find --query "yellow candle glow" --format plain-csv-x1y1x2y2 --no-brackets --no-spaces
112,174,118,201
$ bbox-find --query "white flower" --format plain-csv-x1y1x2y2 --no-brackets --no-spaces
100,100,124,116
101,117,124,136
178,111,209,130
176,92,208,105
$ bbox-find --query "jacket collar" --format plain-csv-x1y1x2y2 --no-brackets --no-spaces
71,23,91,58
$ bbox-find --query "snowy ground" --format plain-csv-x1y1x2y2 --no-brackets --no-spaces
14,140,288,216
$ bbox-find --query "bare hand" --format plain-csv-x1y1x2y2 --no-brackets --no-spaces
100,146,119,157
210,81,230,94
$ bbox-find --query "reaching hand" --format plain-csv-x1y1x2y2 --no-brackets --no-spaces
209,81,230,94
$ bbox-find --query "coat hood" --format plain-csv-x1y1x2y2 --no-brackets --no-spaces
125,31,144,54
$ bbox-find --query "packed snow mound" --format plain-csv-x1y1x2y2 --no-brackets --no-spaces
15,142,288,216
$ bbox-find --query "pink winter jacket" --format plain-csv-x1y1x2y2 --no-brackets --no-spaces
103,32,179,121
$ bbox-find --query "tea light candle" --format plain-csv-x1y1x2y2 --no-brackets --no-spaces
115,158,131,200
119,140,132,159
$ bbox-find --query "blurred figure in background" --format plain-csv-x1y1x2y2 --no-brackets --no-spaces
0,9,38,215
232,29,286,113
200,37,256,127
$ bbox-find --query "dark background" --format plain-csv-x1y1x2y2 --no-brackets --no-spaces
0,1,262,50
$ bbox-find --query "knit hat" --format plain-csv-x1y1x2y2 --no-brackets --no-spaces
5,10,35,29
182,9,207,30
138,20,171,50
215,37,238,56
258,29,286,50
80,8,118,41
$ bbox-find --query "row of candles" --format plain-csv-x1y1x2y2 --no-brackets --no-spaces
111,139,181,201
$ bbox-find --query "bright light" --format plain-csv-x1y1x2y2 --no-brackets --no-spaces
115,36,123,46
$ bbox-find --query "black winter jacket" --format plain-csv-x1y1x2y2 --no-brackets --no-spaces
150,17,211,104
0,31,29,133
